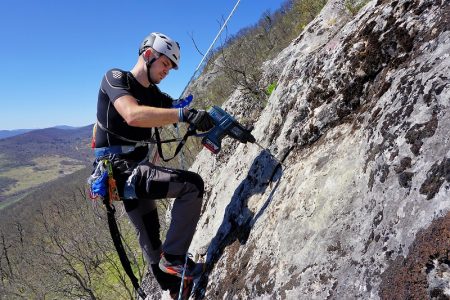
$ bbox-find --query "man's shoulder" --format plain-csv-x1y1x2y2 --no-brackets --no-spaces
104,68,130,89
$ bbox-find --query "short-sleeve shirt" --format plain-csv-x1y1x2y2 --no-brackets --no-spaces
95,68,172,148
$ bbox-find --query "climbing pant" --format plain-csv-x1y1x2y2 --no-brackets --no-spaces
122,162,204,264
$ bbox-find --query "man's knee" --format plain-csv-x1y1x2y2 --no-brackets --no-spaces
183,171,204,198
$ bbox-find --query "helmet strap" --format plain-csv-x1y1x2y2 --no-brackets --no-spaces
146,60,156,84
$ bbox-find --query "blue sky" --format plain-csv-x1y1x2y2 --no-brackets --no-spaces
0,0,287,130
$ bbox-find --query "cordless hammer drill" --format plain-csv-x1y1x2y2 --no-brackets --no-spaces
201,106,256,154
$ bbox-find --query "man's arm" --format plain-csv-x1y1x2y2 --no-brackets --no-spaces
114,95,179,128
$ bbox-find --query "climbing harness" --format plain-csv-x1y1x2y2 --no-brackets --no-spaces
93,120,194,163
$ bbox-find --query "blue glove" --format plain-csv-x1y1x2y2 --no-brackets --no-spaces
172,94,193,108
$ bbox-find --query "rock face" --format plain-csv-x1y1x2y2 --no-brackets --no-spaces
187,0,450,299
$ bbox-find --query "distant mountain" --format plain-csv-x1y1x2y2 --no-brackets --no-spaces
0,125,94,204
0,125,94,167
0,129,34,140
51,125,82,130
0,125,82,140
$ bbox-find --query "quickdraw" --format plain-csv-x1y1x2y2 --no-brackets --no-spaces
106,160,120,203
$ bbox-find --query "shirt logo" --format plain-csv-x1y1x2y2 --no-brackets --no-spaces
112,71,122,79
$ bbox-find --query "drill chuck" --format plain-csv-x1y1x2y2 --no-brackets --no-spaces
201,106,284,166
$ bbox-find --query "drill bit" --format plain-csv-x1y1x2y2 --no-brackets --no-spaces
253,141,285,167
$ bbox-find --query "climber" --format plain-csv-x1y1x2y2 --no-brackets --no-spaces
92,32,214,298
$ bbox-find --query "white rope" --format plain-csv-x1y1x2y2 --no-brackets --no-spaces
178,253,193,300
176,0,242,170
179,0,242,98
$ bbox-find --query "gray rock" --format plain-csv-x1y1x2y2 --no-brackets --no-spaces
188,0,450,299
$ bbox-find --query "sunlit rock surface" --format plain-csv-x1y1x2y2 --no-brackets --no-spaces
187,0,450,299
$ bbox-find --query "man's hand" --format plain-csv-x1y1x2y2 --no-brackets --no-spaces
183,108,214,132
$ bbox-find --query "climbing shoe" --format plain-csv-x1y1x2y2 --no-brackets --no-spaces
159,252,197,279
151,263,193,299
169,277,194,300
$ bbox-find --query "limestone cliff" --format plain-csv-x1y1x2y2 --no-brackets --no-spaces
186,0,450,299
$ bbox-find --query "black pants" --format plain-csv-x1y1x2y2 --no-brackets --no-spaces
122,162,204,265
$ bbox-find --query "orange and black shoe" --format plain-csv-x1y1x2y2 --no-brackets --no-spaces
159,252,197,279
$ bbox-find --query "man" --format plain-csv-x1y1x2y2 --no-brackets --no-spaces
93,32,213,298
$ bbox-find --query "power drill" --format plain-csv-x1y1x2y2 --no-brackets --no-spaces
201,106,257,154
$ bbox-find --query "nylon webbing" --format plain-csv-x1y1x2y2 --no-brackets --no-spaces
154,126,197,162
96,120,156,144
96,120,191,162
103,197,147,299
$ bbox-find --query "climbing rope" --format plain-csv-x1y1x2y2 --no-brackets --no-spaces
178,253,194,300
174,0,242,170
179,0,242,98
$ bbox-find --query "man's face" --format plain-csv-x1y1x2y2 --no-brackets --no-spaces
150,55,174,84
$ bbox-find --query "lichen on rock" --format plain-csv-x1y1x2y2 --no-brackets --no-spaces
186,0,450,299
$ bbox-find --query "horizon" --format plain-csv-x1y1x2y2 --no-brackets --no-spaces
0,124,95,140
0,1,287,131
0,125,93,132
0,122,95,132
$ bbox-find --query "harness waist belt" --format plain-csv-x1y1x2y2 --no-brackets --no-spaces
94,145,136,158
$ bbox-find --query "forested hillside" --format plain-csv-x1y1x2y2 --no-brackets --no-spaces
0,167,156,299
0,126,92,207
0,125,92,167
0,129,33,140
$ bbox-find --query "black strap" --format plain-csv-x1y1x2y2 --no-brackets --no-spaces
97,120,185,147
154,126,197,162
96,120,155,144
103,197,147,299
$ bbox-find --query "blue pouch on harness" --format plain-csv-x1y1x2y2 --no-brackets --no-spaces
91,171,108,198
88,161,109,199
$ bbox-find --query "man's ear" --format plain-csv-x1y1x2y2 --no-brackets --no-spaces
143,49,153,61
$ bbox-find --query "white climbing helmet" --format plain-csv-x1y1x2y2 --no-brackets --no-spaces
139,32,180,69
